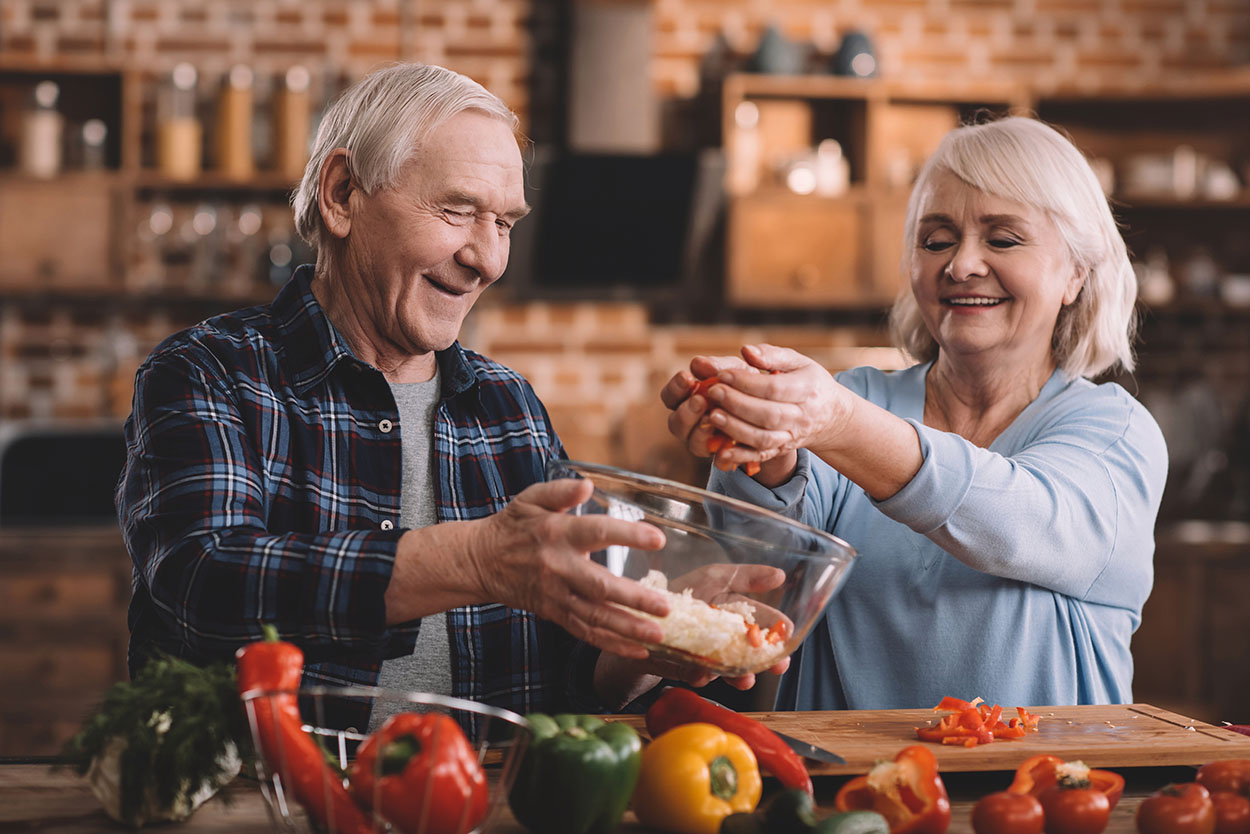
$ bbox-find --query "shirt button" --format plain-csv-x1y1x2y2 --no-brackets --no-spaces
380,520,394,531
379,419,393,433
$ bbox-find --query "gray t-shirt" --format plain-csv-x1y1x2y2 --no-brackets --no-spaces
370,371,451,730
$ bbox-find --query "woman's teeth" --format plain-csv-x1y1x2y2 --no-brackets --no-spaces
945,297,1004,306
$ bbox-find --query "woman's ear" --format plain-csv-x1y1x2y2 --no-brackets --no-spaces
1063,266,1087,306
317,149,354,240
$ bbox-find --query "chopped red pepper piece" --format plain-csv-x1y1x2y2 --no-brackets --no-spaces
690,377,761,477
914,696,1042,747
834,744,952,834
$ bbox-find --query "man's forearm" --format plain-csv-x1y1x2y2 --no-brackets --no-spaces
384,520,487,624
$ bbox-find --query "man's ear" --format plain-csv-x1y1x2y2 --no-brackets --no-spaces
317,149,355,240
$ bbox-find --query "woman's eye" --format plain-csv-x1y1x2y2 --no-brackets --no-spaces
989,237,1021,249
922,238,954,252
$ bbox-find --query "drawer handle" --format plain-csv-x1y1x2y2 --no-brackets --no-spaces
791,264,820,289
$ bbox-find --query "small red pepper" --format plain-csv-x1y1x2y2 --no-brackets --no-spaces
236,625,371,834
834,744,951,834
349,712,487,834
690,377,761,477
1007,754,1124,810
645,686,813,796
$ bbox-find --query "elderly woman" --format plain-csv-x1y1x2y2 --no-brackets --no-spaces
662,116,1167,709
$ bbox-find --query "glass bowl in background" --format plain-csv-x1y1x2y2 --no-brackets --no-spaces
241,687,530,834
547,459,857,678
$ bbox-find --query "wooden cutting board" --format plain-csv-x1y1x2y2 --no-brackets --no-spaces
612,704,1250,776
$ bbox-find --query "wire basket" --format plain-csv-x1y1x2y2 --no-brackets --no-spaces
241,686,531,834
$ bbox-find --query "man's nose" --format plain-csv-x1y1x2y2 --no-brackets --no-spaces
458,223,509,283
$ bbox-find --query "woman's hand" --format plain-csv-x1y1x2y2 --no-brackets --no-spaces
662,345,853,484
661,353,754,459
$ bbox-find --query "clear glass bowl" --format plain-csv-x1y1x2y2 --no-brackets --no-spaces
548,459,857,677
241,687,530,834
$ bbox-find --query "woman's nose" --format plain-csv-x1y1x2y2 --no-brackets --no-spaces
945,242,988,282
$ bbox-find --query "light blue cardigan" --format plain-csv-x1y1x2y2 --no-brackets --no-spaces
710,363,1168,710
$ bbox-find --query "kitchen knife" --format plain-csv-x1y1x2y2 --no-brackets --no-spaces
773,729,846,764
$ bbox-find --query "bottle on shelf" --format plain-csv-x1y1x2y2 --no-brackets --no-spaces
273,65,312,181
18,80,64,179
156,63,202,181
215,64,255,180
80,119,109,172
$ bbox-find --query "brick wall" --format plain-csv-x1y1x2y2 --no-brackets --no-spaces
464,300,907,482
651,0,1250,98
0,0,533,120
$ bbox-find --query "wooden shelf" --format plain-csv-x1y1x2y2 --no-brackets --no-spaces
131,171,299,194
1114,192,1250,210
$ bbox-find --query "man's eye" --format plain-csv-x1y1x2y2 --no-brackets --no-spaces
443,209,473,222
495,218,513,235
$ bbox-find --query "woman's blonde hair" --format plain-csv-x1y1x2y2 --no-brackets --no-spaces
291,63,520,250
888,116,1138,379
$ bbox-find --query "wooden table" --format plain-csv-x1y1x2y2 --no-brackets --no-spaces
0,762,1200,834
6,705,1250,833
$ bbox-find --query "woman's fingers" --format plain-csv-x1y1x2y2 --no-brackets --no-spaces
740,343,810,374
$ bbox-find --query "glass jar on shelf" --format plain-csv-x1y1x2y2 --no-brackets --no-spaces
215,64,255,180
156,63,202,181
273,65,311,181
18,80,64,179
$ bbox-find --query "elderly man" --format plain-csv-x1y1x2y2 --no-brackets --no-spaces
117,63,688,728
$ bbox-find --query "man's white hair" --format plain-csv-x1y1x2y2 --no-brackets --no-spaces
291,63,519,250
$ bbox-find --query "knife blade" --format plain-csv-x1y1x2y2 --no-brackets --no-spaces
773,729,846,764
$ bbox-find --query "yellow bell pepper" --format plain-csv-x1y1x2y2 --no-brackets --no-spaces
632,722,762,834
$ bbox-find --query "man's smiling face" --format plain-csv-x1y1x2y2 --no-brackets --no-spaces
341,110,529,356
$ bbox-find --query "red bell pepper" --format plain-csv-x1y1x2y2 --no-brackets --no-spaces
349,712,487,834
1007,754,1125,810
834,744,951,834
236,625,371,834
915,697,1041,748
690,377,761,477
645,686,813,796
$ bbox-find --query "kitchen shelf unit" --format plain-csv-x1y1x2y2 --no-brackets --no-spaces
0,62,312,422
1035,78,1250,291
720,73,1031,309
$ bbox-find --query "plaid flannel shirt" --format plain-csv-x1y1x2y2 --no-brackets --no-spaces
118,264,601,729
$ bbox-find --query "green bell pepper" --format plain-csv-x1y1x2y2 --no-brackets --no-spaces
508,714,642,834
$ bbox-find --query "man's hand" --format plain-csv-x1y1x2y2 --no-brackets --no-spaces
591,561,792,709
467,478,671,659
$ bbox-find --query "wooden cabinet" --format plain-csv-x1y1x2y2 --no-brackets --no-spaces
0,528,132,757
720,74,1029,309
1132,523,1250,724
726,191,867,306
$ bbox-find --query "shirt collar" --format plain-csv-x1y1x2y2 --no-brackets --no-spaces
274,264,480,401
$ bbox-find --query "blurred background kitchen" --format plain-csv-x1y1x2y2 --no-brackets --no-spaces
1,0,1248,756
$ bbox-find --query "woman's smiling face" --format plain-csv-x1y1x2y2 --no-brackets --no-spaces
910,169,1085,374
